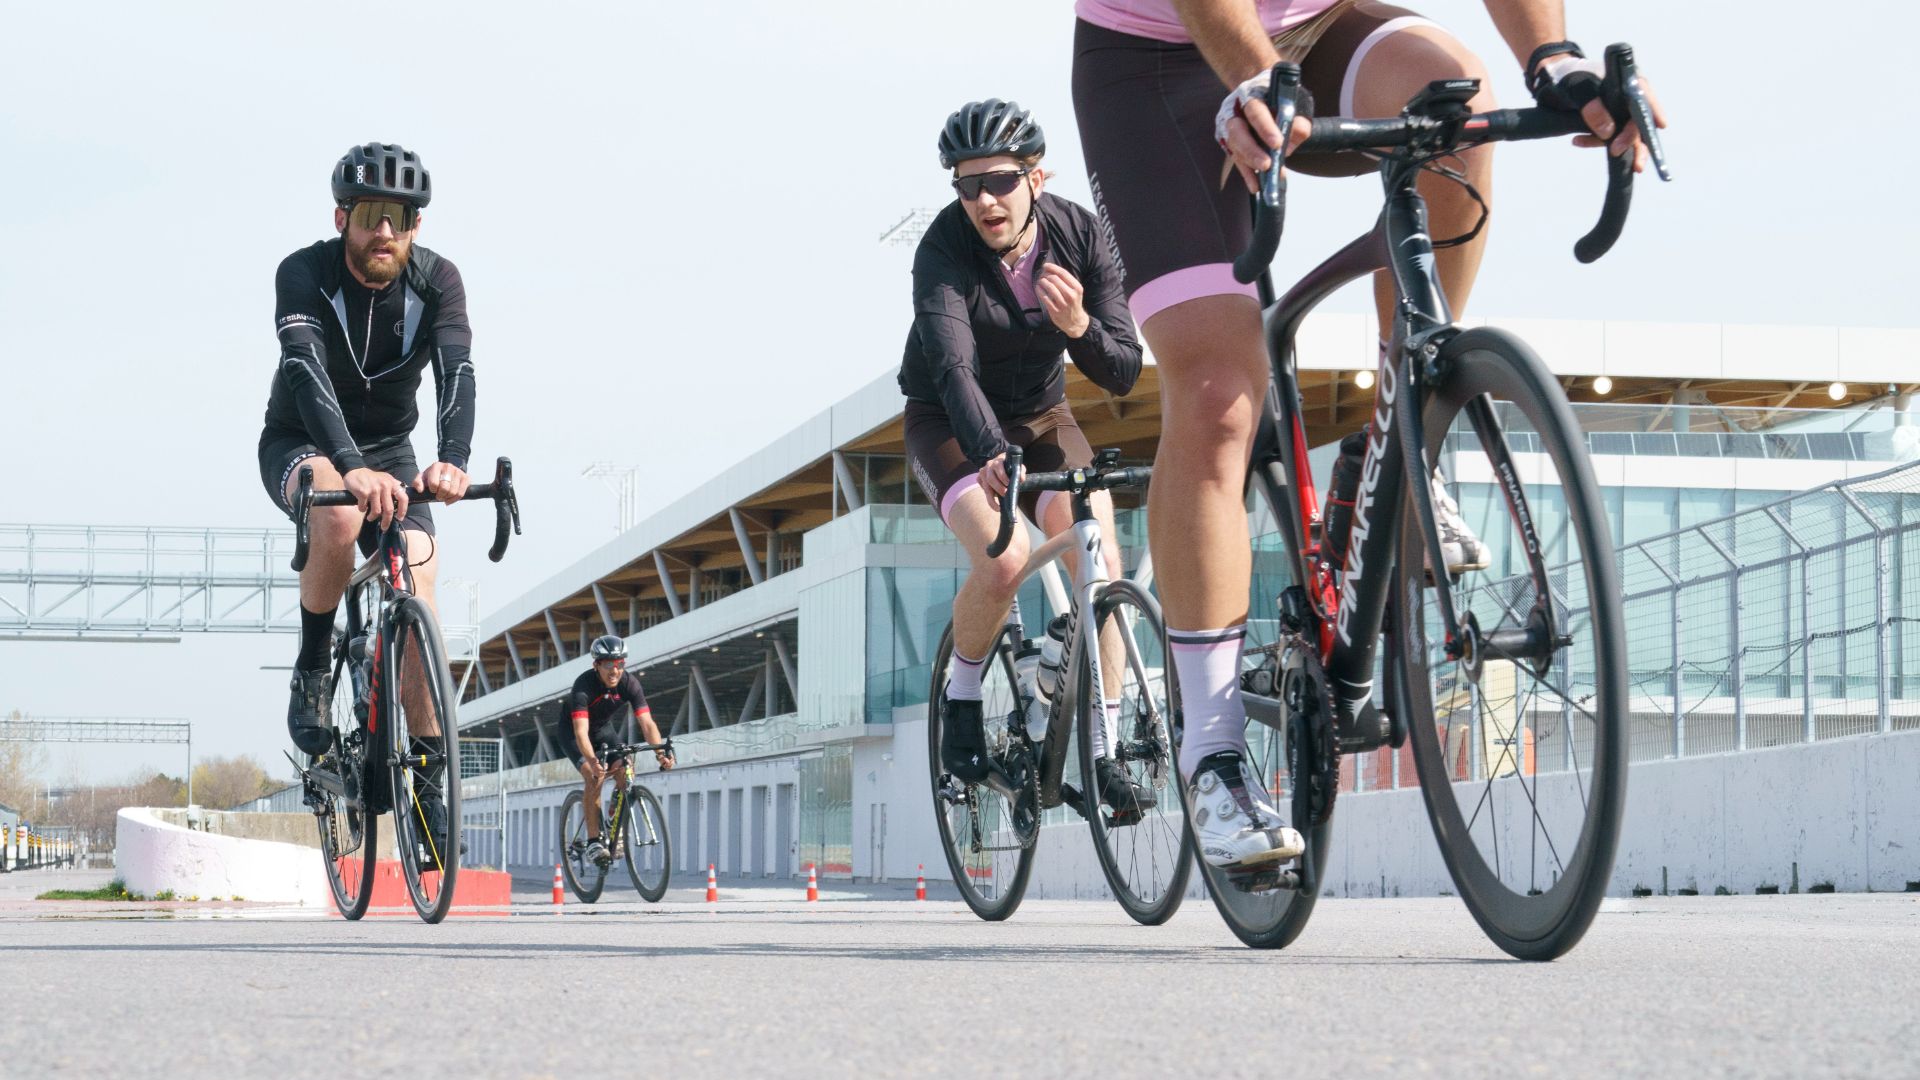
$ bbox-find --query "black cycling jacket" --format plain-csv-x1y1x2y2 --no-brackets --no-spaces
899,192,1142,466
264,238,474,473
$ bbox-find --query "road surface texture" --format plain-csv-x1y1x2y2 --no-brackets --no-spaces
2,868,1912,1078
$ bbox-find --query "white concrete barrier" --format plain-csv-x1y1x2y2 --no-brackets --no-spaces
116,807,330,905
1020,729,1920,901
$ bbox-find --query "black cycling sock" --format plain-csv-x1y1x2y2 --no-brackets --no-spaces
297,605,337,671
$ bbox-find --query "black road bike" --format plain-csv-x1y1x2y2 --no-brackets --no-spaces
929,449,1194,924
1191,48,1668,957
558,740,675,903
293,457,521,923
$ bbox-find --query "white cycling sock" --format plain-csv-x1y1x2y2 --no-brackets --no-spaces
1091,698,1121,761
946,647,988,701
1170,626,1248,777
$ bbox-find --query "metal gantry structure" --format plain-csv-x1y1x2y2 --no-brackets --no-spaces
0,716,195,804
0,525,303,638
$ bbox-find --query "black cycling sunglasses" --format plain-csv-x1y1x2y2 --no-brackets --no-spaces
952,168,1031,201
346,199,419,232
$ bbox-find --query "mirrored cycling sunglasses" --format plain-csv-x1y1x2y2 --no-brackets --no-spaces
952,168,1030,201
346,199,419,232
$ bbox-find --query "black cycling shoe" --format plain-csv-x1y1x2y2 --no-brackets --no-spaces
940,697,991,783
287,668,334,756
413,789,455,872
1094,756,1157,820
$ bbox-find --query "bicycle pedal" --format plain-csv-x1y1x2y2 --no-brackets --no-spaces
1103,807,1143,829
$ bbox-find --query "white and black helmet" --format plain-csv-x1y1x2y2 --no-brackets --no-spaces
938,100,1045,170
589,635,627,662
332,142,432,208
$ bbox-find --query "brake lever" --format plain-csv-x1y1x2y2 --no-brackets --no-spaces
1606,43,1671,181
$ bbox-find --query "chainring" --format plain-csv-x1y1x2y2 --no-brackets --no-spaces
1279,639,1340,829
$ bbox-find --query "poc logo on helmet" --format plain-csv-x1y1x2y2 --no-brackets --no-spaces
356,165,367,182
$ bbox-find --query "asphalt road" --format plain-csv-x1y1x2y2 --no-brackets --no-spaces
2,868,1913,1079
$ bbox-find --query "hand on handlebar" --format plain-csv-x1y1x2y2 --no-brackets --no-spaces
978,453,1013,510
413,461,471,505
1532,53,1668,174
655,750,676,770
343,467,408,529
1216,71,1314,194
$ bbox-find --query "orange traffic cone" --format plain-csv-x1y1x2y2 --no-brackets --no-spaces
552,863,564,905
916,864,926,901
806,863,819,902
706,863,718,903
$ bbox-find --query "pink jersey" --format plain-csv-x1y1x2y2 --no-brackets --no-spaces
1000,224,1047,314
1074,0,1339,44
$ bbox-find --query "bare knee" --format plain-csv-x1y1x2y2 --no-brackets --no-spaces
969,536,1027,596
310,505,362,548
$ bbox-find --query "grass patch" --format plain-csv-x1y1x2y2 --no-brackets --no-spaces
37,879,143,901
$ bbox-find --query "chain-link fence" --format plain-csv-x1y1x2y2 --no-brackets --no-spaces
1346,459,1920,791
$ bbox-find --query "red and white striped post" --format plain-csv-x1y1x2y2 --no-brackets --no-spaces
706,863,718,903
552,863,564,905
805,863,819,902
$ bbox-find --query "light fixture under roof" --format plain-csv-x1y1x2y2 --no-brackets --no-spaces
1593,375,1613,396
1353,369,1375,390
1828,381,1847,401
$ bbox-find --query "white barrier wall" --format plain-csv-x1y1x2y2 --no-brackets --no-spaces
1012,728,1920,901
116,808,331,905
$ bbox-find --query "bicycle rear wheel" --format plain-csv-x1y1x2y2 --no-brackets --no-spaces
623,787,672,902
1389,327,1628,961
1077,580,1191,925
928,623,1036,921
387,596,462,924
316,641,375,920
559,790,607,903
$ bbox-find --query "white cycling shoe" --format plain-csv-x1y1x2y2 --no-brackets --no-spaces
1187,750,1305,869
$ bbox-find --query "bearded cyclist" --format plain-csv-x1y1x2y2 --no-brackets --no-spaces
262,142,477,855
1070,0,1665,869
904,100,1153,817
570,636,675,866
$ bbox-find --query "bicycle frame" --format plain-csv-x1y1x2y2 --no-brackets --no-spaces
986,475,1156,814
303,521,418,812
1251,156,1550,735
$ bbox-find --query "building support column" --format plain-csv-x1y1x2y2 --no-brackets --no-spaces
505,632,528,682
730,509,766,586
653,550,686,617
543,609,570,664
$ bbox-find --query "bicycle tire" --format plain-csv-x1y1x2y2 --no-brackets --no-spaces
1388,326,1629,961
559,790,607,903
623,786,672,902
1077,580,1192,925
318,645,376,920
927,623,1036,921
386,596,463,924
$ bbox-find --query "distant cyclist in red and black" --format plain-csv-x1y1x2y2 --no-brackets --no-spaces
899,100,1150,816
569,636,675,866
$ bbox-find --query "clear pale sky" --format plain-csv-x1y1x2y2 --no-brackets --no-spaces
2,0,1912,785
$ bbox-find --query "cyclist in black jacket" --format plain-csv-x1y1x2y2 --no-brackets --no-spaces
903,100,1151,816
259,142,476,761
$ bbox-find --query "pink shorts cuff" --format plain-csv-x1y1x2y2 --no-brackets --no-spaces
939,474,982,527
1128,264,1259,326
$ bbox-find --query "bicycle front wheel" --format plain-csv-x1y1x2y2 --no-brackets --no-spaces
928,623,1035,921
623,786,672,902
387,596,463,924
559,790,607,903
1389,326,1629,960
1077,580,1191,925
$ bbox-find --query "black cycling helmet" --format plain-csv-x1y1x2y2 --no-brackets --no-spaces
589,635,627,662
938,100,1045,170
331,142,432,208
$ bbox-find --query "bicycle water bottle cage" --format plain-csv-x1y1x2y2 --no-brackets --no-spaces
1404,78,1479,121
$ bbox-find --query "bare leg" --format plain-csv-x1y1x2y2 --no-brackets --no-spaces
946,486,1031,662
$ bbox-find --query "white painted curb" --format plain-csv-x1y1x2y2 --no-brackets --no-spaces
116,807,330,906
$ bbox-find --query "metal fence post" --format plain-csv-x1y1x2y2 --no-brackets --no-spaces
1671,584,1685,758
1876,526,1892,734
